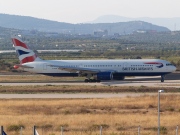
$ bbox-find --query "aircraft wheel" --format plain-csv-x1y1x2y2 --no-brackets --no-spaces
96,80,101,83
161,75,165,82
92,79,97,82
84,79,89,82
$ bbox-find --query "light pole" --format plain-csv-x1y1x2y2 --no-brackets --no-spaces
158,90,164,135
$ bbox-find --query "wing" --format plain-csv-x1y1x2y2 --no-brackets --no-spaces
48,64,116,74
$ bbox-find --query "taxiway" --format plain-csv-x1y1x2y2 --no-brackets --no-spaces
0,73,179,99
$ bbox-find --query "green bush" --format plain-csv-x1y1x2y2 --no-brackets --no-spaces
89,124,109,131
7,124,25,131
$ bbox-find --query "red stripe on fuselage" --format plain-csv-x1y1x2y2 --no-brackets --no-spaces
12,38,28,49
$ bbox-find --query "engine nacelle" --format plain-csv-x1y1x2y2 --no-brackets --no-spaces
95,72,125,81
113,73,125,80
97,72,113,80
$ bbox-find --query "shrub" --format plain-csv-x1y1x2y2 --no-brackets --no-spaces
56,124,69,132
41,124,53,130
166,107,175,112
116,126,125,131
89,124,109,131
7,124,25,131
89,124,100,130
160,126,167,134
57,124,69,128
110,132,118,135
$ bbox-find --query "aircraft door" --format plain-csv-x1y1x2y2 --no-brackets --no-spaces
165,63,168,71
123,62,128,68
123,62,128,71
79,63,83,67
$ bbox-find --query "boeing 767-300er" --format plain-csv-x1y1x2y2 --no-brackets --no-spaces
11,35,176,82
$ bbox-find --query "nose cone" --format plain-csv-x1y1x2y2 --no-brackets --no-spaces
172,66,177,72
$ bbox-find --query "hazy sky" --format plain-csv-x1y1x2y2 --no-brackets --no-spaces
0,0,180,23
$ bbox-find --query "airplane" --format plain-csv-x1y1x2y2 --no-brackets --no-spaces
11,35,176,82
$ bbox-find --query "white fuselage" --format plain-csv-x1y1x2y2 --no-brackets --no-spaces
11,36,177,82
22,59,176,77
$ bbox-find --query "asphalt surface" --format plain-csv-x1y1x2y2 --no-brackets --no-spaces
0,93,179,99
0,72,179,99
126,72,180,81
0,72,179,87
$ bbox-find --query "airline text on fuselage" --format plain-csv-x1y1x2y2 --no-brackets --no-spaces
122,67,153,71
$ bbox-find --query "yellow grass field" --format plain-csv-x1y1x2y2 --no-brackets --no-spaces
0,95,180,135
0,74,84,82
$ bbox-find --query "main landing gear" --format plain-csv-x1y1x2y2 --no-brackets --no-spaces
161,75,165,82
84,79,101,83
84,74,101,83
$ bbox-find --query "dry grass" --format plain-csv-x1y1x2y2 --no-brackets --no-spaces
0,85,179,94
0,95,180,135
0,74,84,82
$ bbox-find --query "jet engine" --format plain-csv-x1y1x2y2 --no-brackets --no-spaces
96,72,113,80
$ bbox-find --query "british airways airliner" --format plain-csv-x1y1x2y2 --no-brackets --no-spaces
11,35,176,82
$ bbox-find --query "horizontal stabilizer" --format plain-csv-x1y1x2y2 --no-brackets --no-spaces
14,64,34,69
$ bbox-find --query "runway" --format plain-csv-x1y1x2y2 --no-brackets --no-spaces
0,73,180,88
0,79,179,87
0,76,179,99
0,72,179,87
0,73,179,99
0,93,156,99
0,92,180,99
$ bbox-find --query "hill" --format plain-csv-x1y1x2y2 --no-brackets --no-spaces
0,14,170,35
89,15,180,31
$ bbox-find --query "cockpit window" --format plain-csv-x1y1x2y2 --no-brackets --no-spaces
166,63,174,66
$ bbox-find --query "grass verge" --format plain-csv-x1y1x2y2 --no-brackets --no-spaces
0,95,180,135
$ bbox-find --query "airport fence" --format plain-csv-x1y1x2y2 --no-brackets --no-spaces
0,125,179,135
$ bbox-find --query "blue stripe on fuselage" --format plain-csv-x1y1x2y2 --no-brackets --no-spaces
113,72,170,76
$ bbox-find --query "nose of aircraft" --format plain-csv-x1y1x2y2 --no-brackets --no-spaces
173,66,177,71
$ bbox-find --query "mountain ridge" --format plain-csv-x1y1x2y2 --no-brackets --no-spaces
88,15,180,30
0,14,170,35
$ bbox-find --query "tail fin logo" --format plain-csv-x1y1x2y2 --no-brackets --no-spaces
12,36,37,64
